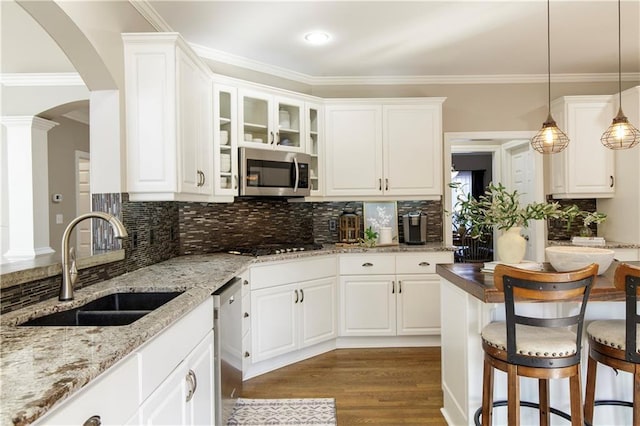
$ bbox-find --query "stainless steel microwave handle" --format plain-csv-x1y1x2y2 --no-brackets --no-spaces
293,157,300,192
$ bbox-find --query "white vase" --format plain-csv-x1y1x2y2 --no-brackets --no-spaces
496,227,526,264
379,227,393,245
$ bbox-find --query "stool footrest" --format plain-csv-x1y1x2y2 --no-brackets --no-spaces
585,400,634,426
473,400,571,426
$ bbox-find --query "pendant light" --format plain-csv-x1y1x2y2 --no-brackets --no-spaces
600,0,640,150
531,0,570,154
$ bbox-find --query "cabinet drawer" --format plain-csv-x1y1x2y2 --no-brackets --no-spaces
137,297,213,401
339,254,395,275
395,252,453,274
251,255,337,290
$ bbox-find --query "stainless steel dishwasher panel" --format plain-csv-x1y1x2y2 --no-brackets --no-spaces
213,277,243,426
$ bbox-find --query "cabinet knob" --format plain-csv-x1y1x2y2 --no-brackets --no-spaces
244,351,251,358
243,279,249,286
362,262,374,267
244,312,249,318
418,262,430,267
83,415,101,426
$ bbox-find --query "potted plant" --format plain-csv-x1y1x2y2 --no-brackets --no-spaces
449,182,606,263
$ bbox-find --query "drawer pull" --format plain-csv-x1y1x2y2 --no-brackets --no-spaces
362,262,374,267
83,416,101,426
244,312,249,318
418,262,430,267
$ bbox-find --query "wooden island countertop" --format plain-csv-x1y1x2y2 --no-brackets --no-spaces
436,260,640,304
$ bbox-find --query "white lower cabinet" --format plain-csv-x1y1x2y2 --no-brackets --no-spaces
139,331,214,425
251,276,337,363
339,252,451,337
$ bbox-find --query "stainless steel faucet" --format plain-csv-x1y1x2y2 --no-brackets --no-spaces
59,212,128,301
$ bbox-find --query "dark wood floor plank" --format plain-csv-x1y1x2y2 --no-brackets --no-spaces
240,347,447,425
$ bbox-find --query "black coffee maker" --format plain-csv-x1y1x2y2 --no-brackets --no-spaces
402,212,427,245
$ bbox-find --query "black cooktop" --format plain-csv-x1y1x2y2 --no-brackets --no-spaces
228,243,324,256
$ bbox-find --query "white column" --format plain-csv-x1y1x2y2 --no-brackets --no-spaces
1,116,58,259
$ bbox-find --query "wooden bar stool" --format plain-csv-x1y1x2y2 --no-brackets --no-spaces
480,263,598,426
584,262,640,425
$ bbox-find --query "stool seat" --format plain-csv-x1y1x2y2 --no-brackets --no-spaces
482,322,578,357
587,320,640,353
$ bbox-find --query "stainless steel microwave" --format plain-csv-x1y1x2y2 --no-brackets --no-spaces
239,147,311,197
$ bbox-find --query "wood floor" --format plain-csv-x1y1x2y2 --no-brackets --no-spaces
240,347,447,425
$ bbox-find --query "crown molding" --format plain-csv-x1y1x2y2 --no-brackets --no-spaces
0,73,85,87
129,0,173,32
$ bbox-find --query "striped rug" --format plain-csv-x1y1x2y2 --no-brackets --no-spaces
227,398,337,426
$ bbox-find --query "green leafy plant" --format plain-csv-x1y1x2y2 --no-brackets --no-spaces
359,226,379,247
449,182,606,239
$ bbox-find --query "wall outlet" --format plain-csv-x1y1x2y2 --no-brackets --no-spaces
328,219,337,232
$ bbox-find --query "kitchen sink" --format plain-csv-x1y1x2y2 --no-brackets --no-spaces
19,292,183,327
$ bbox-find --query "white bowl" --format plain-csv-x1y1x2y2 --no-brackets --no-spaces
545,246,615,275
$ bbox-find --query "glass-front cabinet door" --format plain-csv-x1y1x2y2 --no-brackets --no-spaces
213,83,238,200
238,88,304,151
306,102,323,196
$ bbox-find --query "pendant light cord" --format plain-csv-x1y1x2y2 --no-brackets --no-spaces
546,0,551,113
617,0,622,110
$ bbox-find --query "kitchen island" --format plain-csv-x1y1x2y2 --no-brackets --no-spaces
438,261,639,426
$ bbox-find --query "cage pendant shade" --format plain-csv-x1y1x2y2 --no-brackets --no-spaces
531,113,570,154
601,107,640,149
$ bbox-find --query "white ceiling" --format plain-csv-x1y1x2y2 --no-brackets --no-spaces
144,0,640,83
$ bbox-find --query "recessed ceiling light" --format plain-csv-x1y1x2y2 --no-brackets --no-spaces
304,31,331,45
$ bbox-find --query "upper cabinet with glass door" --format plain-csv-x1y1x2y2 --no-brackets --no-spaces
238,88,305,152
306,102,323,196
213,82,238,202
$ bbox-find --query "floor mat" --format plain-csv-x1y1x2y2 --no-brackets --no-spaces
227,398,337,426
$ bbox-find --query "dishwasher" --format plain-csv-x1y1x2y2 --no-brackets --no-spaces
213,276,243,426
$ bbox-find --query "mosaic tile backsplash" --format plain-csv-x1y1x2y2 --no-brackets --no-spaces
546,198,598,240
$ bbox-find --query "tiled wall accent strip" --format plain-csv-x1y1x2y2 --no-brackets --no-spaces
92,193,123,251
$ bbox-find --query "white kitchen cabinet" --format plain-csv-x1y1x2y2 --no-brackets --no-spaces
324,99,445,199
123,33,215,202
549,95,615,198
238,88,305,151
33,354,140,426
339,252,452,337
139,331,215,425
213,82,239,200
249,256,337,364
306,102,323,196
251,277,337,363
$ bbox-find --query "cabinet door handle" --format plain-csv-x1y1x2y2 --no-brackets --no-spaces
243,279,249,286
398,281,402,294
385,178,389,191
610,175,614,188
270,131,275,144
418,262,430,267
201,171,205,187
294,289,299,303
392,280,395,294
244,351,251,358
234,175,239,190
300,289,304,303
379,178,382,191
362,262,374,267
185,369,197,402
244,312,249,318
275,131,280,145
83,415,101,426
229,295,235,304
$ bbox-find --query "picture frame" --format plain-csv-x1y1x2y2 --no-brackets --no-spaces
363,201,398,246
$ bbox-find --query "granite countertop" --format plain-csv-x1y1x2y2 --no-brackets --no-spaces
436,260,640,304
0,243,453,426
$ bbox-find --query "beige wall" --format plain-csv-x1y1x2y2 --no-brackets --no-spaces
47,117,89,251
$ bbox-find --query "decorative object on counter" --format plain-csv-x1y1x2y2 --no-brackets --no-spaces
449,182,607,264
364,201,398,246
600,0,640,150
338,206,360,243
530,0,570,154
358,226,378,248
545,246,615,275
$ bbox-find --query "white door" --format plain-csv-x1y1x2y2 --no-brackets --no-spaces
299,277,337,347
75,151,91,258
251,283,298,362
396,275,440,335
339,275,396,336
502,140,545,262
